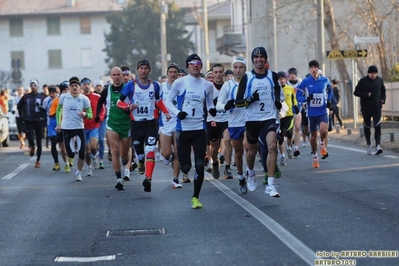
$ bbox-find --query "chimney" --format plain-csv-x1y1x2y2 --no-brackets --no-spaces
67,0,76,7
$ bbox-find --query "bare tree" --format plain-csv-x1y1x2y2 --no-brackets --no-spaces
0,71,12,90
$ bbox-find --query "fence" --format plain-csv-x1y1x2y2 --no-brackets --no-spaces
382,82,399,120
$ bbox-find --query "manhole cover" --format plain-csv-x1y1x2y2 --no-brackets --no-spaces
106,228,166,237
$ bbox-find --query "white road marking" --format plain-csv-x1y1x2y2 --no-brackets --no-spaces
2,163,30,179
54,255,115,262
206,173,316,266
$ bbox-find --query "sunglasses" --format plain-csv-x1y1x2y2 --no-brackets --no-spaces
30,84,37,87
188,61,202,66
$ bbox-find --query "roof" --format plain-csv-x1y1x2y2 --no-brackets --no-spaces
184,1,230,24
0,0,126,17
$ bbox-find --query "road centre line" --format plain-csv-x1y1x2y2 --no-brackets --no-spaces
328,144,399,158
206,173,316,266
2,163,30,180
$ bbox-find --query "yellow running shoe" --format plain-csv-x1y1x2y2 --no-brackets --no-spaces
53,163,60,171
191,197,203,209
65,164,71,173
68,157,74,167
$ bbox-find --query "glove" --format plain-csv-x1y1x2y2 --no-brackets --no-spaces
177,111,188,120
213,97,218,106
293,105,300,115
306,93,314,102
275,99,282,110
94,116,100,123
224,99,235,111
11,110,15,115
208,108,217,117
326,101,332,110
247,90,259,104
235,99,248,108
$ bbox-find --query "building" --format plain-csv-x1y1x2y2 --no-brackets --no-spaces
0,0,127,90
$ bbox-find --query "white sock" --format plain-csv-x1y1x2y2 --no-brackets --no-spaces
268,177,274,186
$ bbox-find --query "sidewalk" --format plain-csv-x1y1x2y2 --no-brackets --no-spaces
328,118,399,153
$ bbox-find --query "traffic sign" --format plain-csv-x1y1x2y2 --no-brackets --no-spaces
326,50,367,60
354,36,379,44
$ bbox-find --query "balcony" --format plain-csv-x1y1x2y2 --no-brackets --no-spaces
217,25,246,56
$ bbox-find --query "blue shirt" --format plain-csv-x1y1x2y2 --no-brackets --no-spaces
296,75,332,117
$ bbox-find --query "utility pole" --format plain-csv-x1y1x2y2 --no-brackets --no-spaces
317,0,325,71
273,0,278,70
160,0,168,75
202,0,210,70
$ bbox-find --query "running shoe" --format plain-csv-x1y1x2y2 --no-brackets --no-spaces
262,173,268,185
275,165,282,178
172,178,182,188
293,148,300,157
163,157,170,165
312,156,320,168
224,168,233,179
87,167,92,177
64,164,70,173
92,156,99,169
246,170,257,192
29,146,35,157
68,158,74,167
142,177,152,192
34,161,40,168
367,145,372,155
20,142,24,149
280,156,286,166
130,161,137,172
75,173,82,181
123,168,130,181
320,144,328,159
191,197,203,209
53,163,60,171
99,162,105,169
115,178,124,190
219,154,225,165
182,173,191,183
107,151,112,162
206,163,212,173
287,148,293,159
212,162,220,179
302,141,307,147
265,184,280,197
138,162,145,175
238,178,247,194
375,145,383,155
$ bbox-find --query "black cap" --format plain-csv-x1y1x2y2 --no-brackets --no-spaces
251,47,268,63
277,71,287,79
309,60,320,68
178,68,187,75
186,54,202,68
331,79,338,84
167,62,179,72
80,77,91,84
368,65,378,73
288,68,298,75
69,76,80,85
59,81,69,92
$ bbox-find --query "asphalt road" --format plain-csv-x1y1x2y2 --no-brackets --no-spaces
1,138,398,266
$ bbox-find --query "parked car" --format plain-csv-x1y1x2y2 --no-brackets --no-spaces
7,96,18,140
0,104,10,147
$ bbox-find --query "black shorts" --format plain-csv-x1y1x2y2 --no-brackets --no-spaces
206,121,228,143
131,119,158,146
246,119,277,145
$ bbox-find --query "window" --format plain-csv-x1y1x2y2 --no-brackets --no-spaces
80,17,91,34
81,48,92,68
11,51,25,70
48,50,62,69
9,18,23,37
47,17,61,35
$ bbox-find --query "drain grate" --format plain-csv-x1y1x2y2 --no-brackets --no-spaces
106,228,166,237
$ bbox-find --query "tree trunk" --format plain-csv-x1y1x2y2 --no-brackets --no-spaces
323,0,353,117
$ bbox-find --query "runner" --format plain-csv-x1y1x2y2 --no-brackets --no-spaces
165,54,216,208
95,67,131,190
117,59,171,192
